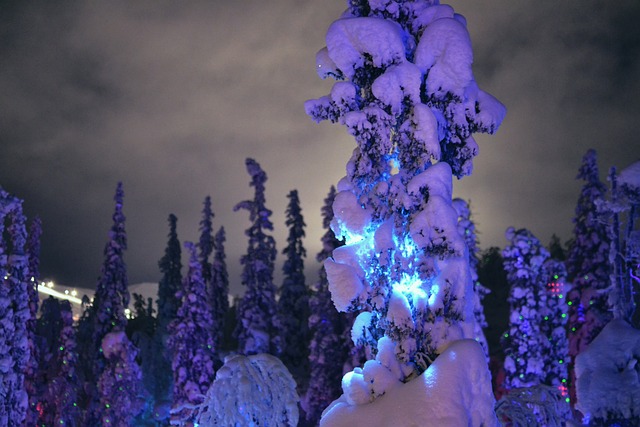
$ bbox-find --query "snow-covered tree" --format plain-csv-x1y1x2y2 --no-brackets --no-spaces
0,187,31,427
198,196,215,287
210,226,229,354
303,186,350,426
196,354,299,427
566,150,612,371
155,213,182,413
234,158,278,355
540,259,570,402
97,330,146,426
305,0,505,406
34,296,63,424
277,189,310,386
81,182,138,425
453,198,489,359
575,319,640,425
46,300,80,426
604,162,640,324
24,216,42,425
501,227,550,389
168,242,216,425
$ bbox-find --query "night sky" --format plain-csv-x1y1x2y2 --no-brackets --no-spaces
1,1,639,295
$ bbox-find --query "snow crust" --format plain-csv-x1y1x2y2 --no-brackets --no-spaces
320,339,498,427
575,319,640,422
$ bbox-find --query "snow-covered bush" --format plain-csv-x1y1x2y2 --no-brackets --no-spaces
575,319,640,425
305,0,505,409
495,384,571,427
196,353,299,426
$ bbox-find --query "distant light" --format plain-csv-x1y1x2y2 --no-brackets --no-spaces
37,283,82,305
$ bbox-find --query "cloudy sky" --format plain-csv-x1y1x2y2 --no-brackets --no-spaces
1,1,639,295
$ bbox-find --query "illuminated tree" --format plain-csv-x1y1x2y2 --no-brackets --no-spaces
305,0,505,406
168,242,216,424
234,158,278,355
501,227,549,389
0,188,30,427
540,259,570,401
303,186,350,426
210,226,229,353
277,189,310,386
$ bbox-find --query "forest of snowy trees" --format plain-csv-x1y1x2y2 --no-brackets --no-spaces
1,0,640,426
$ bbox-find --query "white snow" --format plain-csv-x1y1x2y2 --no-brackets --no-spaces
372,63,422,114
411,4,456,33
414,17,473,98
331,190,372,239
407,162,453,201
575,319,640,422
618,160,640,191
320,339,499,427
101,330,128,359
316,47,340,79
326,17,407,79
324,258,364,312
197,353,299,427
406,103,441,160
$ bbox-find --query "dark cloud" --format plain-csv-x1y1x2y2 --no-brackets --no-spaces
1,1,638,294
450,0,640,249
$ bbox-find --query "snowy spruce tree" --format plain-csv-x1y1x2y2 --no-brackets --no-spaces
305,0,505,407
168,242,216,424
234,158,278,355
540,258,570,401
501,227,550,389
210,226,229,353
46,300,80,426
453,198,489,359
566,149,612,373
604,162,640,323
303,186,350,426
198,196,215,287
24,216,42,425
154,213,183,415
277,189,310,386
0,188,31,427
79,182,144,424
97,330,146,426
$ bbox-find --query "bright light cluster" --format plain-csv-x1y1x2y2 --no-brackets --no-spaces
37,280,82,305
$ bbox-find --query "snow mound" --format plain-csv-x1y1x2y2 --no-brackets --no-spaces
320,339,498,427
414,17,473,98
575,319,640,423
101,330,128,359
618,160,640,193
326,17,407,79
197,353,299,427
